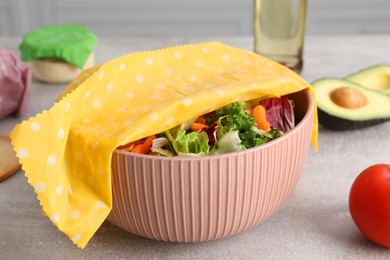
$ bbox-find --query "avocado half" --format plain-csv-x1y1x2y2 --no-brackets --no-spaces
312,78,390,130
346,65,390,95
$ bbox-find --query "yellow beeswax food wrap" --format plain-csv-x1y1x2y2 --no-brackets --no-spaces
11,42,318,248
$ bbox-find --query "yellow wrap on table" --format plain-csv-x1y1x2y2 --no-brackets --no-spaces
11,42,318,248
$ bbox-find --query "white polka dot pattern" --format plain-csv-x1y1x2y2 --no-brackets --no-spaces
30,122,40,131
72,234,82,243
135,75,144,83
52,214,60,223
58,128,65,138
17,149,28,159
56,185,62,195
35,182,45,192
65,102,71,112
93,100,101,109
47,155,57,165
146,57,154,65
71,211,80,219
174,52,182,59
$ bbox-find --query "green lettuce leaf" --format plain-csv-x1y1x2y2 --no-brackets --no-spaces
214,102,259,149
215,102,254,136
210,131,243,155
165,128,209,156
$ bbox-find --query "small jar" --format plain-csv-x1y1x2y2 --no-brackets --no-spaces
19,24,97,83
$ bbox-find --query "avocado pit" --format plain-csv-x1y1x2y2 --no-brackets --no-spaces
330,87,368,109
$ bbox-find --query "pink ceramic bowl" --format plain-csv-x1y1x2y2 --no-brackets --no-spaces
107,88,314,242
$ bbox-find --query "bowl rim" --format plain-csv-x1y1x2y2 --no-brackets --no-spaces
113,88,314,161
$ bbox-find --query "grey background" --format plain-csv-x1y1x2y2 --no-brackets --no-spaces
1,0,390,37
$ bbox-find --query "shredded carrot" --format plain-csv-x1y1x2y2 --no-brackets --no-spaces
131,144,146,154
143,135,156,148
195,116,206,124
253,105,271,132
190,122,208,132
130,135,156,154
117,139,144,150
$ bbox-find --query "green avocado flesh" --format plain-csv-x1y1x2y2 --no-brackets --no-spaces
346,65,390,95
312,78,390,130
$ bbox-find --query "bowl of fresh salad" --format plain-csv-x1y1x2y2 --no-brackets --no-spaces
107,88,314,242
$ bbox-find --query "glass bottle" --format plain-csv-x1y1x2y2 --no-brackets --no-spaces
254,0,307,74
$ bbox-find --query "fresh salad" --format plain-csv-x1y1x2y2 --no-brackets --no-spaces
118,96,295,156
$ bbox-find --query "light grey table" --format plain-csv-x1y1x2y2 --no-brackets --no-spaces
1,36,390,259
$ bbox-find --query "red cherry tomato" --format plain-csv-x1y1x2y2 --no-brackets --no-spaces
349,164,390,247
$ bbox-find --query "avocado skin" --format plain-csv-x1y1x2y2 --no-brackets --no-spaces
318,108,390,131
